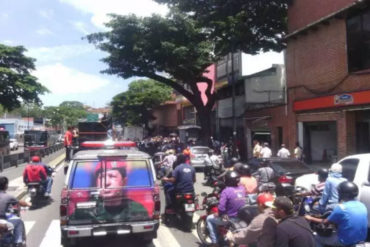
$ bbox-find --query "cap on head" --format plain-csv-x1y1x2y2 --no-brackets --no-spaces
31,156,41,163
94,161,127,178
330,163,342,173
257,193,274,207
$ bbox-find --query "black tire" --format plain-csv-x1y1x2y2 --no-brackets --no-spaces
139,231,157,244
61,237,75,247
196,217,212,246
182,213,193,232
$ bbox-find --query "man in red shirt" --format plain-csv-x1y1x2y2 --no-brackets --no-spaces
64,126,73,162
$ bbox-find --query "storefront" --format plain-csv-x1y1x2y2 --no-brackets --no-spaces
294,90,370,161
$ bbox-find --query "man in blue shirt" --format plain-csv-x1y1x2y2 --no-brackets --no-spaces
162,154,195,209
305,181,368,247
318,163,347,213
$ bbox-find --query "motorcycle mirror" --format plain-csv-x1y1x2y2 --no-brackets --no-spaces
201,192,207,197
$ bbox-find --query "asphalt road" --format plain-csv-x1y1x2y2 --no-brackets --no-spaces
18,161,213,247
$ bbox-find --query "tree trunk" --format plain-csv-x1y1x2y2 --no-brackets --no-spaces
197,107,212,146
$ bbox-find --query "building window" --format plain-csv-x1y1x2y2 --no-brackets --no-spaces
347,8,370,72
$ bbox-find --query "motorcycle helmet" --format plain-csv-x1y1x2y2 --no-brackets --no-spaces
225,170,240,187
338,181,359,202
230,157,239,165
31,156,41,163
317,168,329,182
240,164,251,176
257,192,275,207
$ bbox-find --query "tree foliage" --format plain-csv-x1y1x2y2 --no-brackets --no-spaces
87,2,287,141
44,101,87,128
111,79,172,127
0,44,48,110
155,0,288,55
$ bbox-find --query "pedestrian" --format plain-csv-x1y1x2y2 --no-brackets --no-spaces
277,144,290,158
260,142,272,158
64,126,73,162
272,196,315,247
305,181,368,247
228,192,277,247
253,140,262,158
294,142,303,161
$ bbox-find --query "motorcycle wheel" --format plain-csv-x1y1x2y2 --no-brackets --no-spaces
182,213,193,232
196,217,213,246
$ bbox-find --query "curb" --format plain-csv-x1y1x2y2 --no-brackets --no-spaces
16,154,66,200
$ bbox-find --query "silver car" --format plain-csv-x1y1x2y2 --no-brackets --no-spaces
190,146,210,168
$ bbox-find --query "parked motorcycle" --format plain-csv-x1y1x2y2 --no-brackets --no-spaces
164,192,198,232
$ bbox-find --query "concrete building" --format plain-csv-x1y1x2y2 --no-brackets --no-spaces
285,0,370,163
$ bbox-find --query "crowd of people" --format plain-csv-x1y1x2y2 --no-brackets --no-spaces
253,140,304,160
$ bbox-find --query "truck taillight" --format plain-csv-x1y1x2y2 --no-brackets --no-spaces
153,194,161,220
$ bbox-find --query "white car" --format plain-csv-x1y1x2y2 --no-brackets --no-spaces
295,153,370,228
9,138,19,150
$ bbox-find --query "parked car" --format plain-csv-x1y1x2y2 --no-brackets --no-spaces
60,149,160,246
9,138,19,151
295,153,370,229
189,146,210,169
250,157,313,196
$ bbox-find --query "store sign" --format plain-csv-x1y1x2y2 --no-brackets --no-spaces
334,94,354,105
294,90,370,112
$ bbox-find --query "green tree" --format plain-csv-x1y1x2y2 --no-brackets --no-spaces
44,101,88,128
0,44,48,110
154,0,288,54
111,79,172,128
87,3,287,142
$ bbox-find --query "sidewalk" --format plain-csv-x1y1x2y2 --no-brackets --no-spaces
7,153,66,200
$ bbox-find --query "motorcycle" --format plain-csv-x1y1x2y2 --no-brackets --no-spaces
164,192,198,232
0,203,27,247
196,180,258,246
27,182,45,205
203,159,224,186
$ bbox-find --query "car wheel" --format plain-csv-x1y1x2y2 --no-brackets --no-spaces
61,237,76,247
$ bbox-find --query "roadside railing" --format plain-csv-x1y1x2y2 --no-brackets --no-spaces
0,143,64,171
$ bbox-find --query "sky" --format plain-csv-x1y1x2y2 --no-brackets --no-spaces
0,0,283,108
0,0,168,108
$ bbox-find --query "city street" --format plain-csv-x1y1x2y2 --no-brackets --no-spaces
6,154,212,247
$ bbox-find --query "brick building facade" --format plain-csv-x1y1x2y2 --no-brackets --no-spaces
285,0,370,162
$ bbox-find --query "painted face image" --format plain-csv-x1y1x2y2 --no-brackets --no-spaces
96,169,127,204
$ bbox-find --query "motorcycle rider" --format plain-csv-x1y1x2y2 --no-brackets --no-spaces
239,164,258,203
159,149,176,178
317,163,347,214
253,161,274,190
162,154,195,211
0,176,31,247
23,155,53,197
305,181,367,247
204,150,222,183
227,192,277,247
206,170,246,246
273,196,315,247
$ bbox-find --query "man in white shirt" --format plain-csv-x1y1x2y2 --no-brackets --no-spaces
294,142,303,161
253,140,262,158
277,144,290,158
260,142,272,158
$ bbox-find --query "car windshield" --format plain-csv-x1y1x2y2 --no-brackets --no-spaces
191,147,209,154
69,160,153,189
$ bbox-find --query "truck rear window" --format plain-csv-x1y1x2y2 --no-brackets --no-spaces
70,160,152,189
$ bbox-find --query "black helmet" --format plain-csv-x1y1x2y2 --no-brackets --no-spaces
225,171,240,187
230,157,239,165
338,181,358,201
317,168,329,182
240,164,251,176
233,162,243,173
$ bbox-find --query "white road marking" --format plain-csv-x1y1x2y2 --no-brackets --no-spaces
39,220,61,247
153,221,182,247
55,164,64,172
24,221,35,235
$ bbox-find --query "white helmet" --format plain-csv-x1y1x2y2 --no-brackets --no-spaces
330,163,342,173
